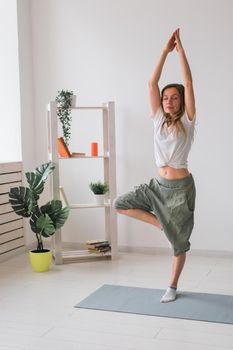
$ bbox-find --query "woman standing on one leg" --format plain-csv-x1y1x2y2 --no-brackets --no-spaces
113,28,196,303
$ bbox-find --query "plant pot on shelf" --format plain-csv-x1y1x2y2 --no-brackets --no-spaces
89,181,109,206
94,194,106,205
29,249,52,272
71,95,77,107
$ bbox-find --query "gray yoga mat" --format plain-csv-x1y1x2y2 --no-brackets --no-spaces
75,284,233,324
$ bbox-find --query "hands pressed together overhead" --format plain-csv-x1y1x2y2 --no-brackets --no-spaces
149,27,194,119
164,28,183,54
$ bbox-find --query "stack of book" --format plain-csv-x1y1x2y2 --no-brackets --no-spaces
85,239,111,254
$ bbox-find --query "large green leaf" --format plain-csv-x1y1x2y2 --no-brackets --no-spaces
36,213,56,237
30,207,43,234
25,172,44,200
9,187,35,217
34,162,55,182
25,163,55,200
55,206,69,229
40,200,69,230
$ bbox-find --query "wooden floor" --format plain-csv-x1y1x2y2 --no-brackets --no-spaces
0,251,233,349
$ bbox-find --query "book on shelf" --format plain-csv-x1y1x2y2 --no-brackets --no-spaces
85,239,111,254
86,239,109,245
86,242,110,249
89,247,111,254
57,137,71,158
71,152,86,157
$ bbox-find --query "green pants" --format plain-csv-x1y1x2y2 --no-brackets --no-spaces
113,175,196,256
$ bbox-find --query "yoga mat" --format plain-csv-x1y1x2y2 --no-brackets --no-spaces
75,284,233,324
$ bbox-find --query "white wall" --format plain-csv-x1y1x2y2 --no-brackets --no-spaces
29,0,233,253
0,0,21,161
17,0,35,171
17,0,36,246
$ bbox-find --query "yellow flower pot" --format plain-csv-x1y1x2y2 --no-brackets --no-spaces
29,250,52,272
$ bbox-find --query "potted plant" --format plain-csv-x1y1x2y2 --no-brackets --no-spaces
9,162,69,272
89,181,109,205
56,90,76,146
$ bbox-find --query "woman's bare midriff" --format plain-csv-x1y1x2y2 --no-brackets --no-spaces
158,166,190,180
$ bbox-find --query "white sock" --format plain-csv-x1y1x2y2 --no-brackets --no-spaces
160,287,177,303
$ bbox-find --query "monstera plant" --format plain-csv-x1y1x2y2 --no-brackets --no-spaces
9,162,69,258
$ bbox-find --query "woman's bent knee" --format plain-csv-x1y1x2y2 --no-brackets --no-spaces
116,208,128,215
112,197,120,209
112,197,127,210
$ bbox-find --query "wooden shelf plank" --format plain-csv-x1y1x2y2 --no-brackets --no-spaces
59,249,112,261
72,106,106,110
59,155,109,159
69,203,110,209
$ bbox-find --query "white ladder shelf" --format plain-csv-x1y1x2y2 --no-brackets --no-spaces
47,101,118,264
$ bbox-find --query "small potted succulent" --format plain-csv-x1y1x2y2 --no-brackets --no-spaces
56,90,76,146
89,181,109,205
9,162,69,272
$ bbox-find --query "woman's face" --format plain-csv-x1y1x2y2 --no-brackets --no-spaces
162,87,181,115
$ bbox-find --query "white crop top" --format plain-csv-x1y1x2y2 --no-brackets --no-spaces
153,107,195,169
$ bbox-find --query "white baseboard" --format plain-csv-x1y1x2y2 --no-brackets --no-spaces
118,245,233,258
119,245,171,255
2,241,233,263
61,242,233,258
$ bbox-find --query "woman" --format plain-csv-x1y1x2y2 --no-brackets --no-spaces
113,28,196,303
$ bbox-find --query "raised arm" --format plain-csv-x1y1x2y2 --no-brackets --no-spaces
149,32,176,118
174,29,196,120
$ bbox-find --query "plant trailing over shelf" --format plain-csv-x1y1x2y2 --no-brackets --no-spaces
56,90,74,145
9,162,69,252
89,181,109,195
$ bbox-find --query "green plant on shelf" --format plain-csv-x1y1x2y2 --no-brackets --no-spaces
89,181,109,195
56,90,74,146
